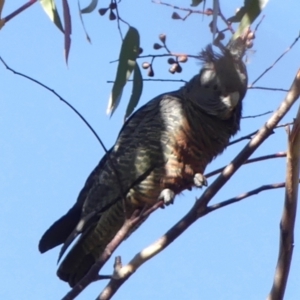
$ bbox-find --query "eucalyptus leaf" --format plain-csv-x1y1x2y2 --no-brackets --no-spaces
190,0,204,7
62,0,72,64
81,0,98,14
107,27,140,116
125,64,143,120
40,0,64,33
234,0,268,39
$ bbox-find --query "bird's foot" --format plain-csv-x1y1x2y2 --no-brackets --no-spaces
158,188,176,206
193,173,208,188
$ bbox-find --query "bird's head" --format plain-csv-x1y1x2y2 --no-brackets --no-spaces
188,37,249,120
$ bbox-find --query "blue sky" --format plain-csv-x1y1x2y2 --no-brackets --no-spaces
0,1,299,299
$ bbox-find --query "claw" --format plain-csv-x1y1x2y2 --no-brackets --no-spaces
158,188,176,205
193,173,208,187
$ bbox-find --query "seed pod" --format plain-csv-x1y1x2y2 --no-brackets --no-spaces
98,8,108,16
171,12,182,20
153,43,163,50
109,10,116,20
246,40,253,49
142,62,150,69
205,8,213,15
159,34,166,44
178,55,188,63
176,63,182,73
217,32,225,40
167,57,176,64
148,67,154,77
247,31,255,40
109,2,117,10
169,63,178,74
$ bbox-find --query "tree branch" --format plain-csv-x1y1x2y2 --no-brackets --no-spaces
229,122,294,146
0,56,105,151
250,32,300,87
61,202,163,300
0,56,130,227
2,0,37,23
267,86,300,299
96,69,300,299
97,178,298,300
248,86,289,92
205,152,286,178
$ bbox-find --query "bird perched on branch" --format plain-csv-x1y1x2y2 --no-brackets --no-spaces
39,37,248,287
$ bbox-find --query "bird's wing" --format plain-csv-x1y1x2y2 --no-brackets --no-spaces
81,92,175,215
38,149,112,253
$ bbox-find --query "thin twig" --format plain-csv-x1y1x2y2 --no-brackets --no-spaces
218,5,234,34
0,56,129,220
229,122,294,146
207,181,288,213
267,93,300,299
98,178,297,300
96,69,300,299
0,56,105,150
3,0,37,23
205,152,286,178
113,0,124,40
152,0,207,15
107,78,187,83
248,86,289,92
242,111,272,119
254,15,265,33
250,33,300,87
110,53,199,64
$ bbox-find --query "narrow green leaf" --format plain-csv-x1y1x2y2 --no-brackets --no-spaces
107,27,140,116
227,7,246,23
40,0,64,33
78,1,91,43
125,64,143,120
62,0,72,64
190,0,203,7
233,0,268,39
80,0,98,14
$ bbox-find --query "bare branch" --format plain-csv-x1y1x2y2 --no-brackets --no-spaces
242,110,272,119
107,78,187,83
250,32,300,87
205,152,286,178
3,0,38,23
253,15,265,33
61,202,163,300
217,4,234,34
267,89,300,299
229,122,294,146
97,179,297,300
0,56,105,150
152,0,208,15
97,69,300,299
248,86,289,92
207,182,288,213
113,0,124,40
0,56,130,229
110,53,200,64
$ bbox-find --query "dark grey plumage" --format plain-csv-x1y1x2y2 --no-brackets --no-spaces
39,38,248,287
